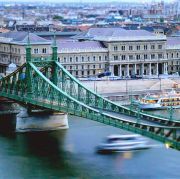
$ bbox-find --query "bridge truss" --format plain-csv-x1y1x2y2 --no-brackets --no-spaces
0,38,179,150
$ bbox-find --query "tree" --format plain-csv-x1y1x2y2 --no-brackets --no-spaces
53,15,63,21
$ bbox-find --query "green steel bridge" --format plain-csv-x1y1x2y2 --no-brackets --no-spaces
0,37,180,150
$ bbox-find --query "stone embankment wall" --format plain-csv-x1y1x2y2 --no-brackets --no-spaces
82,78,180,94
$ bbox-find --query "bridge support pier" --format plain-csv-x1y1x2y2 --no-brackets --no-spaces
16,108,69,132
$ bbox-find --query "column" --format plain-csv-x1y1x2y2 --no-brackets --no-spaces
156,63,159,76
141,63,144,76
166,63,168,74
109,65,114,75
126,64,129,77
149,63,152,76
163,63,168,74
134,64,137,75
119,64,122,77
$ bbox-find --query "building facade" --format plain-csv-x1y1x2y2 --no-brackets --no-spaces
0,28,179,78
0,32,51,74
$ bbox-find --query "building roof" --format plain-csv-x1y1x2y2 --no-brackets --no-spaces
86,27,126,37
57,40,108,53
171,31,180,37
0,32,51,45
166,37,180,49
73,27,166,42
86,27,155,37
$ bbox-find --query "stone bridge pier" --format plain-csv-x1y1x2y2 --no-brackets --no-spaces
16,107,69,132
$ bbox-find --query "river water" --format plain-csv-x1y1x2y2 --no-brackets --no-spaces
0,113,179,178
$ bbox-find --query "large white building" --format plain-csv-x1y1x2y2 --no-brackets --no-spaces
0,28,179,78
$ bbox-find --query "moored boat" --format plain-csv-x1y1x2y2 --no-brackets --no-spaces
136,90,180,110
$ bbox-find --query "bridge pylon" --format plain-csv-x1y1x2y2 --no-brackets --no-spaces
26,33,33,98
0,36,179,149
51,32,58,86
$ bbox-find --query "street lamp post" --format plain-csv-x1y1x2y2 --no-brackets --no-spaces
168,98,174,121
160,78,162,91
126,78,128,96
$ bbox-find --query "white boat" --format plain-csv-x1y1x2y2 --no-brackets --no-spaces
137,90,180,110
96,134,150,153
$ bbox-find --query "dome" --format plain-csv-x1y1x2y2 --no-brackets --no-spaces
6,63,17,75
8,63,17,68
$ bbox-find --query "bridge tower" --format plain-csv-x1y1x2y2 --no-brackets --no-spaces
26,33,33,98
51,32,58,86
16,32,69,132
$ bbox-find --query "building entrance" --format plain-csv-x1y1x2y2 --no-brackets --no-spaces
158,63,162,74
114,65,118,76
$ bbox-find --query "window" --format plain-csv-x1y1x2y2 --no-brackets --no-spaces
136,54,140,60
151,45,155,50
122,55,126,60
114,46,118,51
82,65,84,69
151,54,155,59
158,45,162,49
144,54,147,59
42,48,46,53
34,48,38,54
99,56,101,61
171,53,174,58
167,53,169,59
63,57,66,63
105,56,107,61
136,45,140,50
129,55,133,60
93,56,96,61
129,46,133,50
99,64,101,68
177,53,179,58
158,54,163,59
114,55,118,60
70,66,72,70
76,57,78,62
121,46,125,51
93,65,96,69
87,57,90,61
144,45,147,50
82,56,84,62
82,71,84,76
70,57,72,62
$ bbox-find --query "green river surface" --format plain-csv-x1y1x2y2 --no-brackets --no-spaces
0,105,179,178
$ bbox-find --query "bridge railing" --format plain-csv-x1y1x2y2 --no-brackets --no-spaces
0,61,179,150
53,62,180,126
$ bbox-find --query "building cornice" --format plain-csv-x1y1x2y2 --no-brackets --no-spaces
58,48,108,54
94,35,166,42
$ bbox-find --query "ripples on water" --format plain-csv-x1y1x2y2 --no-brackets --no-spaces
149,109,180,120
0,108,179,178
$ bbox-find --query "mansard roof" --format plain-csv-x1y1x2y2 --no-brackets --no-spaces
57,40,108,53
0,31,51,45
73,27,166,42
166,37,180,49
